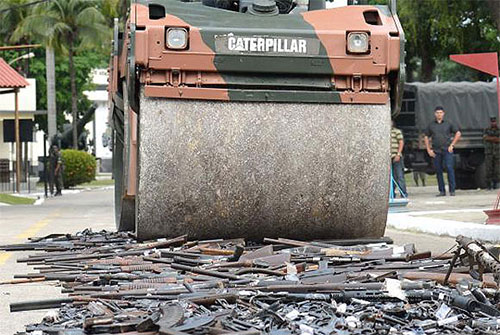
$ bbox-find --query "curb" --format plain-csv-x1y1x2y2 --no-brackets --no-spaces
387,209,500,242
34,197,45,206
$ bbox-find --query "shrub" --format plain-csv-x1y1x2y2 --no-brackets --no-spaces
61,149,96,187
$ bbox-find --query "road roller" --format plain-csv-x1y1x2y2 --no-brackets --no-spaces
108,0,405,240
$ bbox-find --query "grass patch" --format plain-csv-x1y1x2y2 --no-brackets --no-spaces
404,173,444,187
0,193,36,205
37,178,114,188
79,179,114,187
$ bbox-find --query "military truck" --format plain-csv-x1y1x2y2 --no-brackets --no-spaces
396,81,498,189
108,0,405,240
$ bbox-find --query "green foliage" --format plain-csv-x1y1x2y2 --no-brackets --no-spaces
98,0,121,27
400,0,500,81
434,59,488,82
14,0,110,148
13,0,109,53
0,0,30,44
369,0,500,82
28,50,107,133
0,0,116,134
61,149,96,187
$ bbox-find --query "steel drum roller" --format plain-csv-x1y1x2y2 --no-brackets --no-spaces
136,93,390,240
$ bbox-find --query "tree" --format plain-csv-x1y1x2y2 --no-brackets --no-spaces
369,0,500,82
2,0,59,143
15,0,108,149
0,0,30,45
28,50,107,134
486,0,500,31
98,0,121,27
401,0,500,81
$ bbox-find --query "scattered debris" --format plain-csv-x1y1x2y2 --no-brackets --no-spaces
2,230,500,334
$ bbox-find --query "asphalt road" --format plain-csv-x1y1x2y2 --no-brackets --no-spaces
0,186,463,334
0,187,114,335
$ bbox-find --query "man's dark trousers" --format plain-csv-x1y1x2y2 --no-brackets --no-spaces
434,150,455,194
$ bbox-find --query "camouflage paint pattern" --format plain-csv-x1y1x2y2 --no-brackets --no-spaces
108,1,402,105
108,1,404,239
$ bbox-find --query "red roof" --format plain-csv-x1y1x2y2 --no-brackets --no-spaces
0,57,29,88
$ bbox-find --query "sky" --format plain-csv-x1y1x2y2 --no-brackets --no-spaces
327,0,348,8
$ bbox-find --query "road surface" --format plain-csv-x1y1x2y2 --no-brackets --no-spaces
0,186,470,334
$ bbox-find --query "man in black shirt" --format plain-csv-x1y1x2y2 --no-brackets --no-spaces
424,106,461,196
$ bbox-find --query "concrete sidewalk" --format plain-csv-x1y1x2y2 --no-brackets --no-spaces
387,186,500,242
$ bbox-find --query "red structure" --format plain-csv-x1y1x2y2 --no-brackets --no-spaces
0,57,29,88
484,193,500,225
450,52,500,225
450,52,499,120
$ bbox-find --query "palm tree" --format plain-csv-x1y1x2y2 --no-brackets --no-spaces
2,1,58,143
98,0,121,27
45,46,57,143
15,0,108,149
0,0,30,45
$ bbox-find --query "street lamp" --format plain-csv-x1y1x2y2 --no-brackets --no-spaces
8,52,35,65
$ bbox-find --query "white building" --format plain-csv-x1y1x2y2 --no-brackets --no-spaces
0,78,45,180
84,69,112,172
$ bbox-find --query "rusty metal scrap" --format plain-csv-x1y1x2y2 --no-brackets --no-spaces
1,230,500,334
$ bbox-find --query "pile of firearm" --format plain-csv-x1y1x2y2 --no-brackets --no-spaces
2,230,500,335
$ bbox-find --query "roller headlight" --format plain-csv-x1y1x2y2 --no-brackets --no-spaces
347,32,369,54
166,27,188,50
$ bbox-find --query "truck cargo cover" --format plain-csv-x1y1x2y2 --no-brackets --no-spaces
406,81,498,131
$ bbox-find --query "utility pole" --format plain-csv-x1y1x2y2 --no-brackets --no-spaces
15,88,21,193
43,134,48,198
